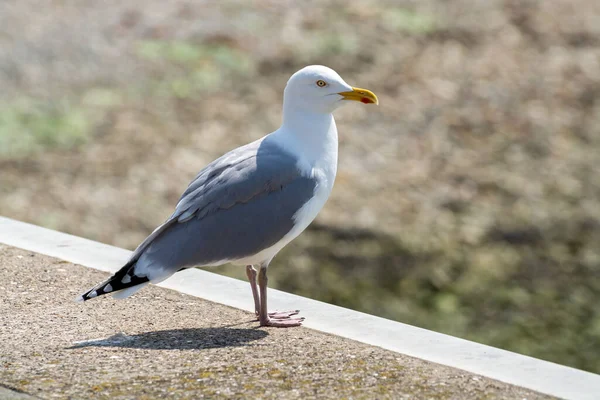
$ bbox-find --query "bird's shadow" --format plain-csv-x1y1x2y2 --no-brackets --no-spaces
68,327,268,351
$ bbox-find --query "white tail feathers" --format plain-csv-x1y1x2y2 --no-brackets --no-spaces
111,283,149,300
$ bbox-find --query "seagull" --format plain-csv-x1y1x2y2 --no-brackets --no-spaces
77,65,378,327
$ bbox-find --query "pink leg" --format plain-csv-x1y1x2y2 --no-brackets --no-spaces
257,264,304,327
245,265,260,315
247,265,298,320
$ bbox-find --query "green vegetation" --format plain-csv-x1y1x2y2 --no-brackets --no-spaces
136,41,255,98
81,88,123,108
306,33,360,58
0,99,90,159
382,8,437,34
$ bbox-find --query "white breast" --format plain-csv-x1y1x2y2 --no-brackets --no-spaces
235,166,334,266
236,119,339,266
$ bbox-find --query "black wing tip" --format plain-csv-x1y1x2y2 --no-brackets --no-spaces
75,266,150,303
74,285,108,303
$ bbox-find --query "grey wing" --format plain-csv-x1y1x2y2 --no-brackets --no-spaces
129,138,317,281
128,138,264,261
175,138,267,218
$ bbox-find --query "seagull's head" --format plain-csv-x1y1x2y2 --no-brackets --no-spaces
283,65,378,115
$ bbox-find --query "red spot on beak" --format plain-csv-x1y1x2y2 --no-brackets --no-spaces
361,98,371,104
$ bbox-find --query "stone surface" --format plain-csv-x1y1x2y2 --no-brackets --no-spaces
0,386,39,399
0,244,552,399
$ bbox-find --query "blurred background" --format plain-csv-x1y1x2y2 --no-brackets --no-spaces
1,0,599,373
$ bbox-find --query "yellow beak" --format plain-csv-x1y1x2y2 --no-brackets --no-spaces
338,87,379,105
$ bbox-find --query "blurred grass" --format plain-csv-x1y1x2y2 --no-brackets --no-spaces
1,0,599,374
0,100,90,159
382,8,437,34
136,41,255,98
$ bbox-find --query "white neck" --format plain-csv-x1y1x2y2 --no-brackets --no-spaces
274,106,339,169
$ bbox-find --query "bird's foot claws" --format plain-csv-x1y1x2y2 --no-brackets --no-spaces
260,316,304,328
255,310,301,321
268,310,300,319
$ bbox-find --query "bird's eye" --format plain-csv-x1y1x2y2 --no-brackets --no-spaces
316,80,327,87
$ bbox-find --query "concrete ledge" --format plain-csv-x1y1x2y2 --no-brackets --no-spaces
2,216,599,400
0,386,39,400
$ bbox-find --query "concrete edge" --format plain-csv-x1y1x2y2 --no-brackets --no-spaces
1,216,599,400
0,385,40,400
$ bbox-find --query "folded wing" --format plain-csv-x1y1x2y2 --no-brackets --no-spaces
78,137,318,301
